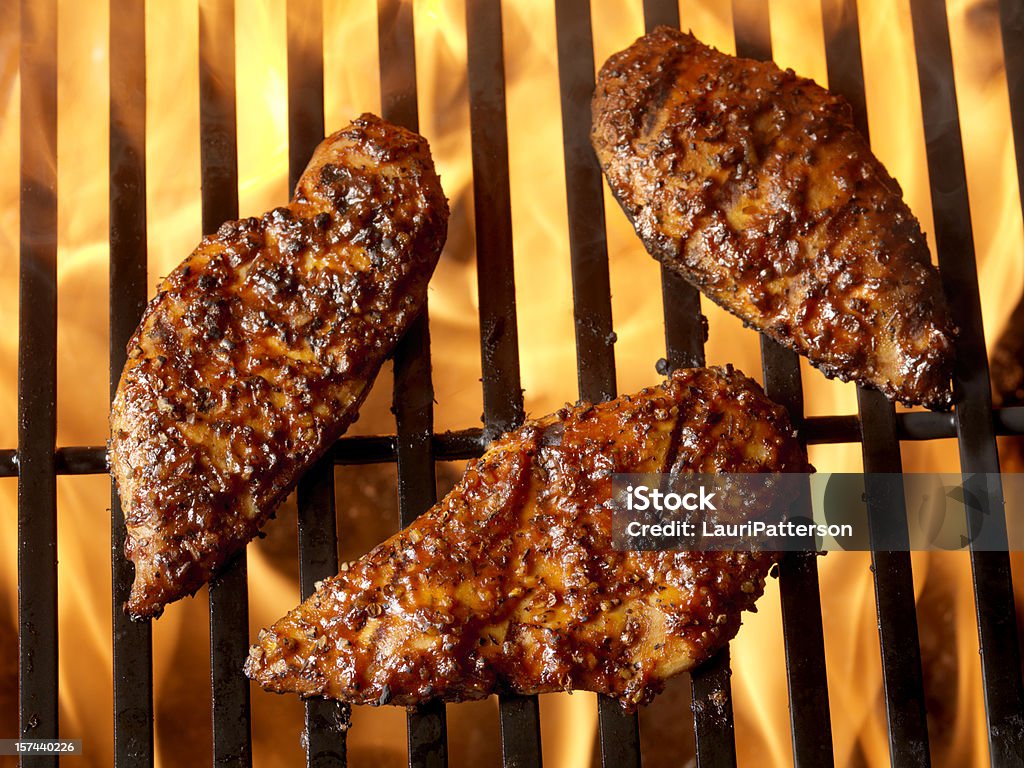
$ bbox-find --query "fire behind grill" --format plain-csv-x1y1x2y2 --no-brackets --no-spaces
9,0,1024,766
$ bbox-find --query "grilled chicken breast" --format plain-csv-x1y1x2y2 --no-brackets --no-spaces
245,367,808,709
110,114,449,619
592,27,955,409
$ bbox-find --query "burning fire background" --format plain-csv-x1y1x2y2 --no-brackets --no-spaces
1,0,1022,765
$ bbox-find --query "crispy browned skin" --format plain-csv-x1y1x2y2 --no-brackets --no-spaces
110,114,449,619
245,367,808,709
592,28,955,409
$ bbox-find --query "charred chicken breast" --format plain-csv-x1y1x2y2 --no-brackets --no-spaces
245,367,809,709
592,27,955,409
110,114,449,619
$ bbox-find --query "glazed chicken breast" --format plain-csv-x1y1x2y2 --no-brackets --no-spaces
245,367,809,709
592,27,955,409
109,114,449,619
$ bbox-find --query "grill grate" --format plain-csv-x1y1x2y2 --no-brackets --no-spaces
17,1,59,767
10,0,1024,766
557,1,643,764
287,1,352,765
821,2,932,765
109,0,155,764
197,3,256,765
910,0,1024,762
749,0,836,760
464,4,548,764
379,0,451,763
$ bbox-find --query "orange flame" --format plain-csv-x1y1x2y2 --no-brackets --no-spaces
0,0,1021,766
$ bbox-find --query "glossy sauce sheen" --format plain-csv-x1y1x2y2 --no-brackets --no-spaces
246,367,809,709
109,115,449,618
592,28,955,409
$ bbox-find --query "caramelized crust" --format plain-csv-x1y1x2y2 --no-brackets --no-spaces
592,27,955,409
245,367,809,709
109,114,449,618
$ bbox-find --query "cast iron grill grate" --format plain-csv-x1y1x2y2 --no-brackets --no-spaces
10,0,1024,766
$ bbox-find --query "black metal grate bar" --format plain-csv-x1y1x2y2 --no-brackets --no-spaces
285,2,350,765
999,0,1024,213
820,2,933,764
760,337,835,767
13,3,1024,767
11,406,1024,480
642,0,708,373
1000,0,1024,504
555,0,617,404
465,2,544,766
377,1,451,765
774,545,833,768
286,0,326,185
554,1,640,766
858,390,932,768
465,0,526,439
688,650,737,768
17,0,58,765
109,0,155,764
910,1,1024,764
595,696,640,768
6,402,1024,476
295,457,346,768
647,0,740,763
198,2,253,765
731,3,838,764
761,328,836,764
732,0,772,56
